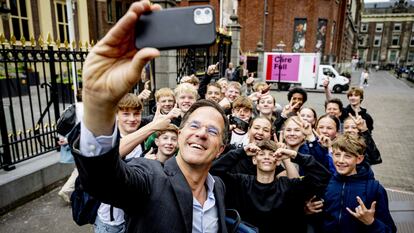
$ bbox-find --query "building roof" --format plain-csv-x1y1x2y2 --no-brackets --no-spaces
365,0,414,8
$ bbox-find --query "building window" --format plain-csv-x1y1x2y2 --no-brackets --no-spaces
372,49,379,62
115,1,123,21
373,35,381,47
9,0,31,39
391,35,400,46
389,50,398,62
393,23,402,32
408,51,414,63
54,1,69,41
375,23,383,32
292,18,307,52
360,23,368,32
107,0,113,22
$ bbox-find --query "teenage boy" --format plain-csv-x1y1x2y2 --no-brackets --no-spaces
229,96,253,148
144,124,179,163
210,140,331,233
273,87,308,133
321,134,396,233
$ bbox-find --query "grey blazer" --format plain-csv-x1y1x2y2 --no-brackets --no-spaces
71,136,228,233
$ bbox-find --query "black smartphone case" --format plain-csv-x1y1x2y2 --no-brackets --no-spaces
135,5,216,50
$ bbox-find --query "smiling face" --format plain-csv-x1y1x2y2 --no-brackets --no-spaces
232,107,252,122
158,95,175,114
326,103,342,118
252,149,278,173
257,95,275,116
348,93,362,107
177,92,196,113
332,149,363,176
343,118,359,135
283,119,305,148
117,109,142,135
300,108,316,127
177,106,225,168
317,117,338,140
291,93,304,111
205,85,222,103
155,131,178,158
225,86,241,102
248,118,272,144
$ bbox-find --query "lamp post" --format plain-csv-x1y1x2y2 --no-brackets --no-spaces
272,41,286,91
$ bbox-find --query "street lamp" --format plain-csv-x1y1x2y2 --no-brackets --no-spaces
272,41,286,91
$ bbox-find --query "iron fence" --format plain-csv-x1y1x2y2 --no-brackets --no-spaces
176,32,232,82
0,35,87,171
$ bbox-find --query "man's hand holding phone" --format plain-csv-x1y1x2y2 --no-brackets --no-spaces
82,1,161,136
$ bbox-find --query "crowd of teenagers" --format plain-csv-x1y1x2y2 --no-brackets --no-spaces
60,1,397,233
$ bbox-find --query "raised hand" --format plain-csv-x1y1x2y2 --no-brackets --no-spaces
304,195,324,215
346,196,376,225
318,134,332,148
138,89,151,101
274,148,297,161
244,143,261,156
82,1,161,136
349,113,368,133
144,147,157,160
282,99,301,117
167,103,182,119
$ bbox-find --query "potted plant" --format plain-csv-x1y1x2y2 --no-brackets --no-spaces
55,69,82,103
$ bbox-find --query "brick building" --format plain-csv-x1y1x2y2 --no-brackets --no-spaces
237,0,361,66
358,0,414,68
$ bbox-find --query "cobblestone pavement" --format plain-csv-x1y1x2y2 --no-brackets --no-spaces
0,70,413,233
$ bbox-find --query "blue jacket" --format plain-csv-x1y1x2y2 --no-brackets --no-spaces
322,162,396,233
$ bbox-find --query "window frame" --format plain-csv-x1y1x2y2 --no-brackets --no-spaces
7,0,33,40
54,0,69,41
373,35,381,47
393,23,402,32
360,23,368,33
391,34,400,46
375,23,383,33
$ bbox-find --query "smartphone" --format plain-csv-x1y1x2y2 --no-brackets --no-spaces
135,5,216,50
230,116,249,132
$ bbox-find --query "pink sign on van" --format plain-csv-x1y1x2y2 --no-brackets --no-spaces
265,54,300,82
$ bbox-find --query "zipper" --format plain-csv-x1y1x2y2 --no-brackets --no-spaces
338,182,346,224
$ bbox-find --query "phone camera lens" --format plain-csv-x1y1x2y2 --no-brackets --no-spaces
205,9,211,14
195,10,201,15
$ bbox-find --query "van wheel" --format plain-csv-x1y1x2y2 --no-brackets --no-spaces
279,83,290,91
333,85,342,93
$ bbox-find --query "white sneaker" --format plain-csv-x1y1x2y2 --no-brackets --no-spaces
58,190,71,203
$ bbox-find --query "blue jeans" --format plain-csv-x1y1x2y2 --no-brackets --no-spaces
94,216,125,233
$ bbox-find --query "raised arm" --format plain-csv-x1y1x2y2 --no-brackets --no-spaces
82,1,160,137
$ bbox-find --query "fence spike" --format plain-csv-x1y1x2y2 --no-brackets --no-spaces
8,133,14,137
38,35,44,47
20,36,26,46
30,35,36,47
35,124,40,130
56,38,61,48
46,33,53,45
78,40,83,49
10,34,16,45
85,41,89,48
71,40,76,49
44,123,49,128
0,33,6,44
26,128,33,133
17,130,22,135
91,40,95,46
64,39,69,49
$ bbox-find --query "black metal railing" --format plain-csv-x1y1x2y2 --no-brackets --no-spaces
176,32,232,81
0,35,87,170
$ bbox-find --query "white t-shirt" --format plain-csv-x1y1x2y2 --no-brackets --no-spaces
230,130,249,148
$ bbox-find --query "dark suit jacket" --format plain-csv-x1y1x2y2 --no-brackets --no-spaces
70,133,228,233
